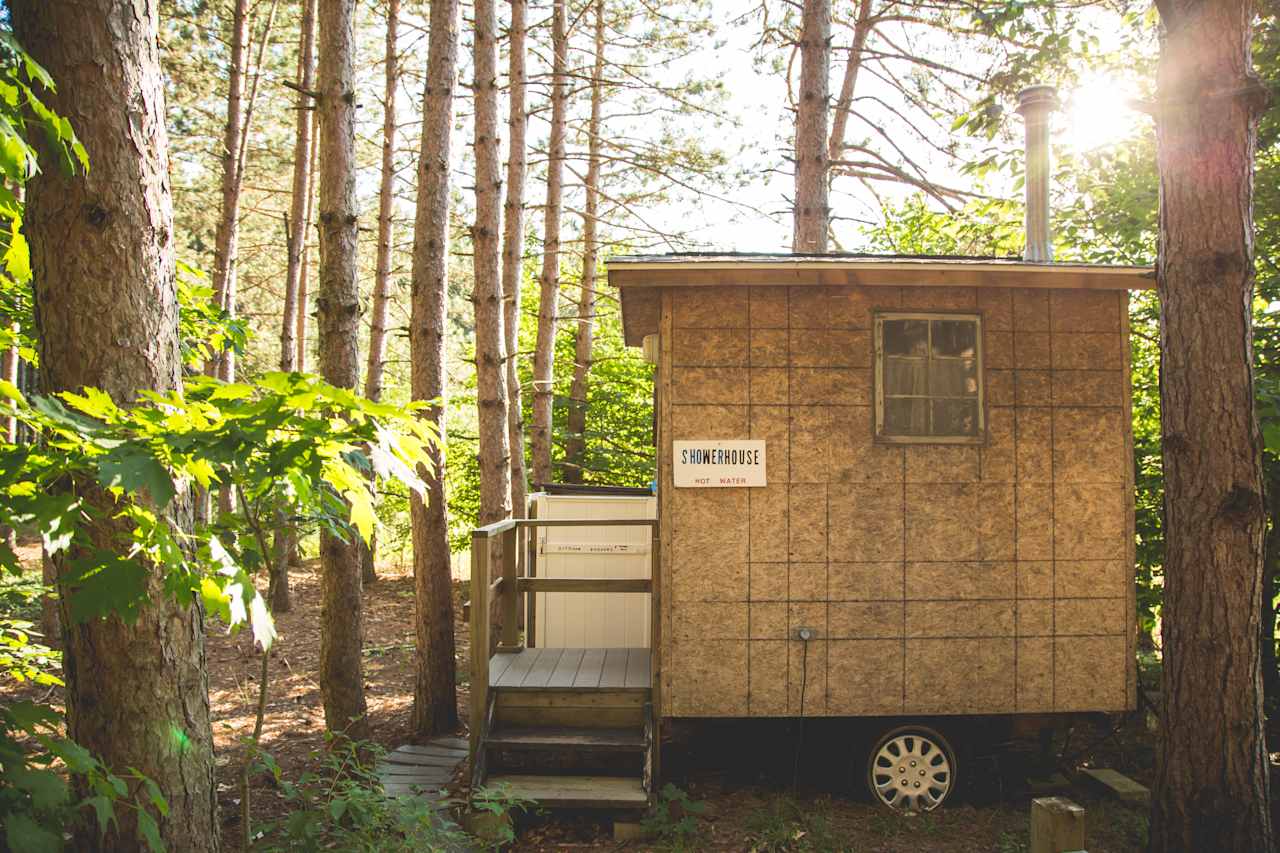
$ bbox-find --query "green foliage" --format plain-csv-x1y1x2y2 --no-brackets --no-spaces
744,795,844,853
640,783,708,852
176,262,248,372
251,737,469,852
467,783,533,849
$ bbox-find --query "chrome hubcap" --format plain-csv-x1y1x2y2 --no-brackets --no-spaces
871,733,952,811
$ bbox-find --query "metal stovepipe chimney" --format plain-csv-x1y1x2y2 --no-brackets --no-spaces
1016,85,1059,263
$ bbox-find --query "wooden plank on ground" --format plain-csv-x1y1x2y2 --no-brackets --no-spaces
599,648,629,688
393,743,467,758
546,648,585,687
485,774,648,809
1080,768,1149,806
520,647,565,688
378,765,455,781
492,649,539,687
432,736,468,751
385,751,462,768
623,648,650,689
573,649,606,688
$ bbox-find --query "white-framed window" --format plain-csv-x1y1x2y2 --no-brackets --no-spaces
874,312,984,443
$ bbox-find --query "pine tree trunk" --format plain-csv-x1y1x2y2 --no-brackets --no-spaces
274,0,317,615
473,0,513,526
531,0,568,487
297,129,319,373
365,0,399,405
1,339,15,444
504,0,529,517
1149,1,1272,849
11,3,220,849
316,0,368,740
564,0,605,485
281,0,317,377
827,0,872,161
408,0,459,737
211,0,249,380
792,0,829,253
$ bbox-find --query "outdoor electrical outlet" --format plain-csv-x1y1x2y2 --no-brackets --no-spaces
795,626,817,641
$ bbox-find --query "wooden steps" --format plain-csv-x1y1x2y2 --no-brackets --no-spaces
487,726,646,753
485,774,649,809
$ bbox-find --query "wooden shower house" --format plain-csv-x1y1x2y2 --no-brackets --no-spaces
466,252,1152,813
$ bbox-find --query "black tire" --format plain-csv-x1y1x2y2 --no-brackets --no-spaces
865,724,958,811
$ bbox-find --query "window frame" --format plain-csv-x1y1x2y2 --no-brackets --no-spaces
873,311,986,445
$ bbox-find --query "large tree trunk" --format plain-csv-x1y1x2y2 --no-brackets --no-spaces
11,3,220,849
504,0,529,518
274,0,318,616
472,0,513,525
564,0,605,485
1149,1,1272,850
792,0,829,253
531,0,568,487
827,0,873,162
211,0,249,381
316,0,368,740
408,0,459,737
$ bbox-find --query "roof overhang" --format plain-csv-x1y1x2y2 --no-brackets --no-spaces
608,255,1154,346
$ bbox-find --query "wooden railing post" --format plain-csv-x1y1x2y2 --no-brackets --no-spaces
499,523,520,650
469,531,490,761
649,522,661,790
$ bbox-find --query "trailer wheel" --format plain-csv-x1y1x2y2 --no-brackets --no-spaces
866,725,956,812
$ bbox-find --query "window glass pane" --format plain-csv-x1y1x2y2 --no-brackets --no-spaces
930,399,979,436
884,319,929,357
885,357,927,396
931,320,978,358
928,358,978,398
885,398,928,435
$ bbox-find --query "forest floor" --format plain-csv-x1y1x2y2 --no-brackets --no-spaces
8,549,1167,851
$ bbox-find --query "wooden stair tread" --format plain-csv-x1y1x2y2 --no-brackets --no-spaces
487,726,645,752
485,774,648,809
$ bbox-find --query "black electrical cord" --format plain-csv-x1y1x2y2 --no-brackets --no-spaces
792,636,809,791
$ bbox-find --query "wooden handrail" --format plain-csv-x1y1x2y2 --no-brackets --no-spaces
518,577,651,594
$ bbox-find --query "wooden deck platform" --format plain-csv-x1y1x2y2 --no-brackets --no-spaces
377,736,467,798
489,647,651,690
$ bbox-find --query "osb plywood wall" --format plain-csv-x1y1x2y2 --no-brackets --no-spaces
657,284,1136,718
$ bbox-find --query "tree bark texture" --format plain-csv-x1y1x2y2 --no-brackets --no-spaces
408,0,460,737
531,0,568,488
297,127,319,373
1,339,16,443
503,0,530,517
281,0,317,376
210,0,249,381
11,2,220,849
365,0,399,404
792,0,829,253
472,0,513,525
1150,1,1272,850
316,0,368,740
564,0,605,485
827,0,873,162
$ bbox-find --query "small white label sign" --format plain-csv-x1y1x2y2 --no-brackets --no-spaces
673,440,766,488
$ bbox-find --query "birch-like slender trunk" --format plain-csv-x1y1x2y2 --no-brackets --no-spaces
564,0,605,484
316,0,368,740
531,0,568,486
1149,0,1272,849
409,0,459,737
473,0,513,525
12,2,220,847
281,0,317,377
274,0,318,614
504,0,529,515
792,0,830,253
211,0,249,379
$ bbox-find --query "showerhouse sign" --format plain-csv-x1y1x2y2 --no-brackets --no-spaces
673,440,767,488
